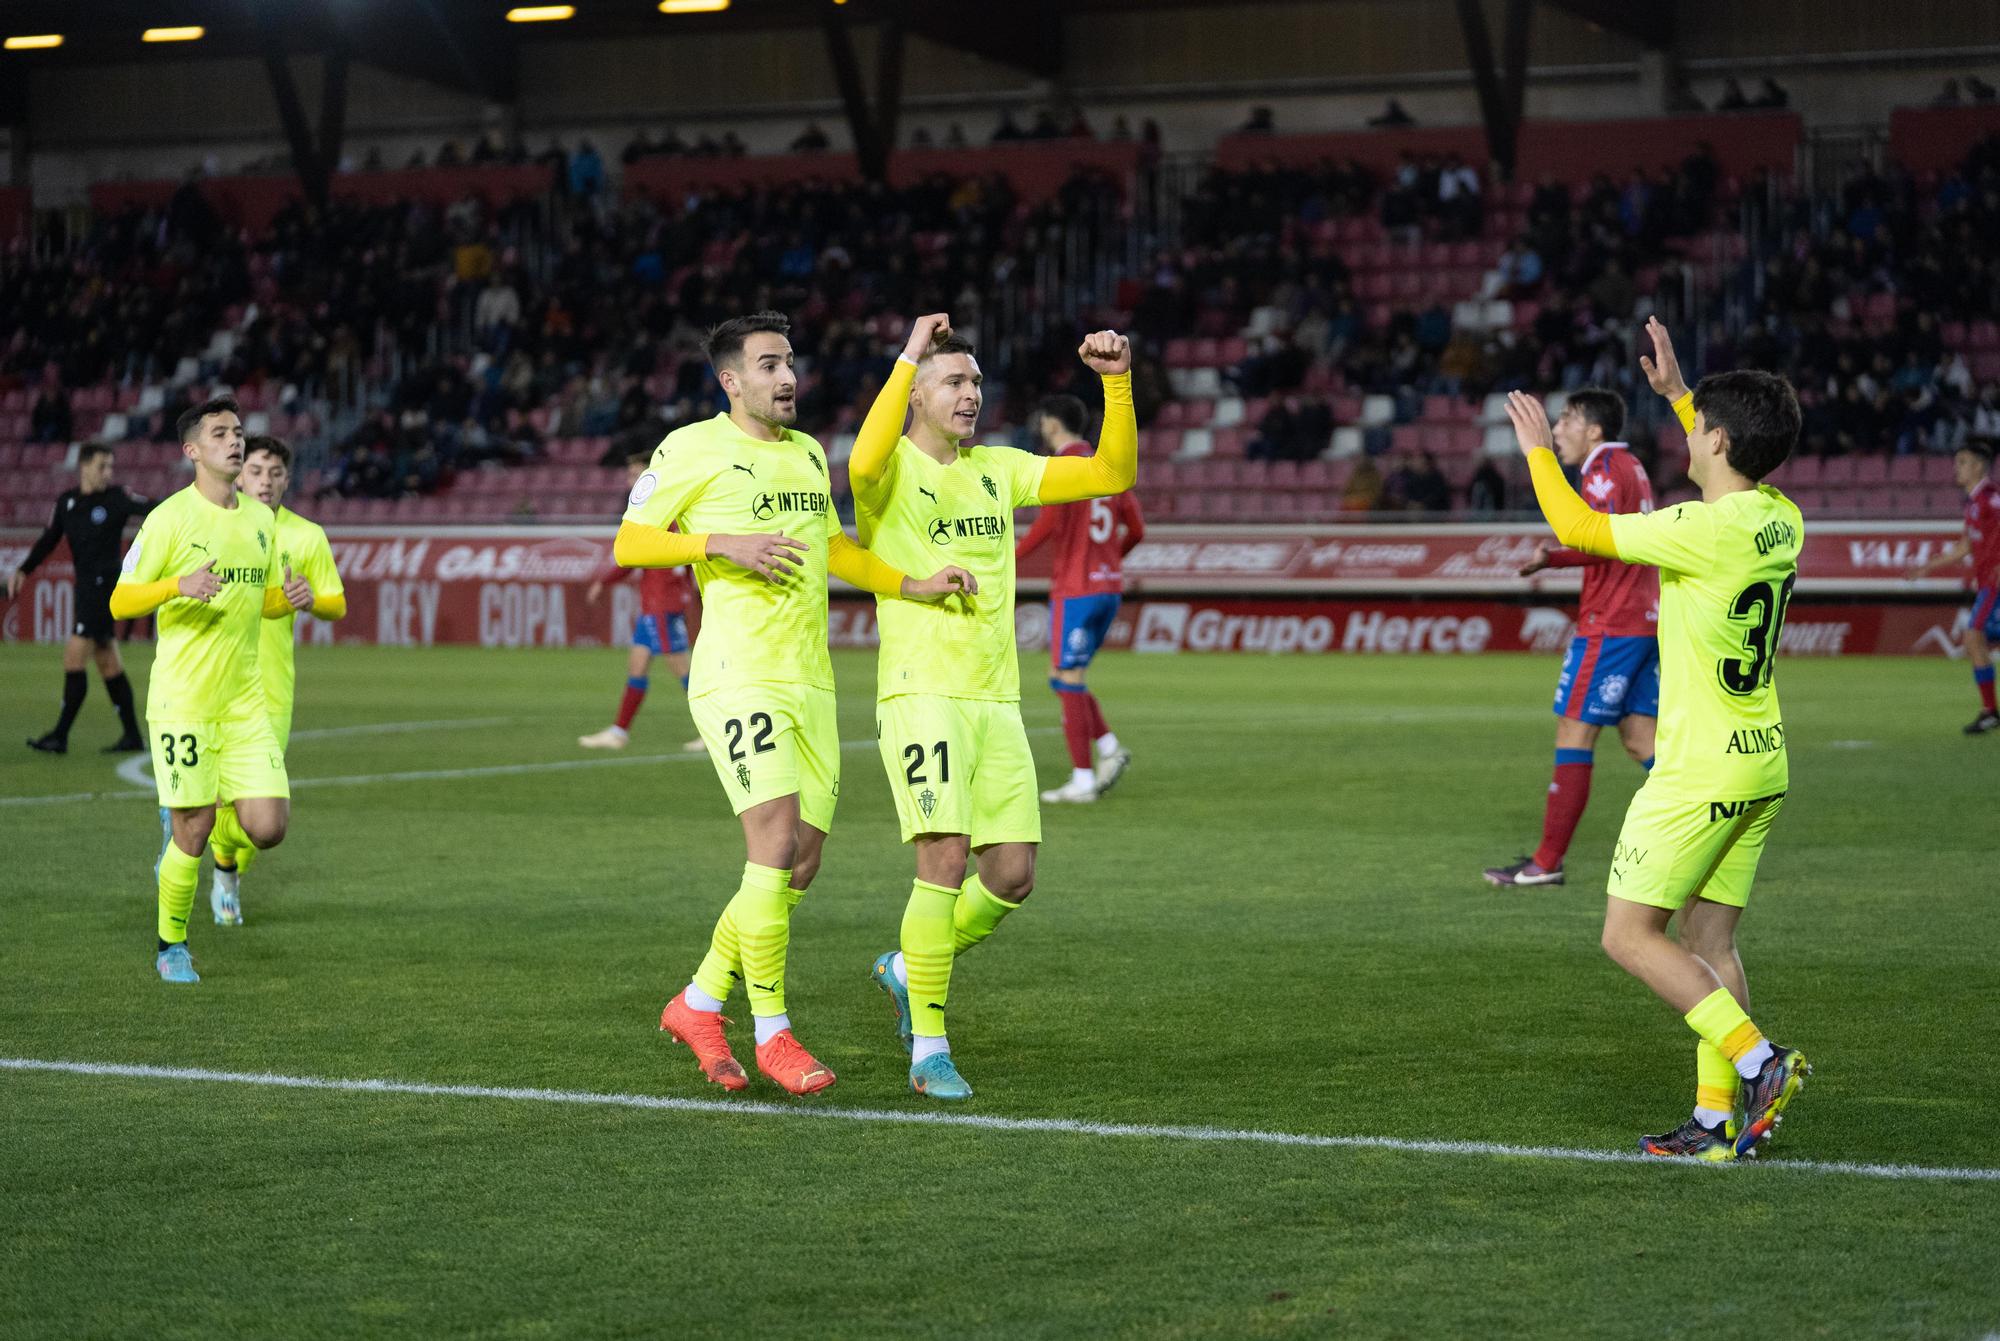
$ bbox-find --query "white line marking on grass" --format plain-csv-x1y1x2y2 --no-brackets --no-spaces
7,1056,1997,1185
289,715,520,742
4,731,1055,806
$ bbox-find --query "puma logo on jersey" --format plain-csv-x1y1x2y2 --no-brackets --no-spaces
918,486,938,504
730,464,756,477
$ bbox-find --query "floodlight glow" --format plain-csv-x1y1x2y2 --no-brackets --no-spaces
3,34,63,50
506,5,576,21
143,26,206,43
660,0,730,12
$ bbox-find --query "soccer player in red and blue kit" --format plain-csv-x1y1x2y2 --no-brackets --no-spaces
1485,388,1659,887
580,452,701,752
1908,440,2000,734
1015,394,1145,803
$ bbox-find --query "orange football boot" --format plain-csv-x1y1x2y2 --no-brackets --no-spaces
755,1029,837,1096
659,992,750,1092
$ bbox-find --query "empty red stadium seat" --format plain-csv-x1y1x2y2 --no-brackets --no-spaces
1821,457,1856,486
1786,456,1823,486
1887,455,1923,485
1852,456,1888,485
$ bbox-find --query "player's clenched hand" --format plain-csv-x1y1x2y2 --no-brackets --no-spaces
1504,391,1554,456
709,532,809,583
179,558,221,602
282,562,314,612
1519,544,1552,577
1640,316,1690,402
1078,330,1132,377
901,314,953,363
903,565,979,600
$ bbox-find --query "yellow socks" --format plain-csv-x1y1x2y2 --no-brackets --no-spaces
1695,1041,1740,1124
728,863,794,1019
209,802,257,874
157,842,201,945
690,875,809,1010
1684,987,1773,1080
901,879,960,1038
951,874,1018,956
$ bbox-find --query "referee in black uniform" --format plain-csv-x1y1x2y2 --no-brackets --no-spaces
6,442,157,753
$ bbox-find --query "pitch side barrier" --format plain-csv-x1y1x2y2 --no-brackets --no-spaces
0,521,1970,657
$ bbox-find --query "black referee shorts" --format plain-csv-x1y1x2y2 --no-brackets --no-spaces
72,572,116,645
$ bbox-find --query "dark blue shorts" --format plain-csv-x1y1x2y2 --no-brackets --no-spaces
633,612,689,656
1051,593,1121,671
1553,634,1660,725
1972,587,2000,640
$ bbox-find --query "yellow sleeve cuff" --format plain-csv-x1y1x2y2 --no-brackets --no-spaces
850,358,917,491
1672,391,1696,433
312,591,348,620
826,529,909,596
1038,373,1137,503
108,577,177,620
1526,448,1620,558
263,587,294,618
615,522,708,568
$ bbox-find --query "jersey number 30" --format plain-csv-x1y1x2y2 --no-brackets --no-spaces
1719,575,1795,695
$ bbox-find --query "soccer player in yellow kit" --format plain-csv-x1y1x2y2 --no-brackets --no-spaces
852,316,1137,1101
110,398,315,984
1508,317,1810,1161
207,435,347,925
615,311,975,1096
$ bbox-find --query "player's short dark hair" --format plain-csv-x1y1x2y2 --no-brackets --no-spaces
177,394,242,445
1563,387,1625,442
1692,370,1800,481
1961,440,1997,463
244,434,292,467
77,441,113,465
1036,394,1087,437
703,311,791,372
922,333,977,362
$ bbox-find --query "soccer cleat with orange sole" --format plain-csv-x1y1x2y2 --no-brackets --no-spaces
755,1029,837,1096
658,991,750,1092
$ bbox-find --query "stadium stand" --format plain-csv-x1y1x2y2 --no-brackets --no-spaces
2,112,1995,527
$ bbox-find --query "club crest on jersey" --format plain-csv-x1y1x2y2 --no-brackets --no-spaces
256,529,268,552
981,474,998,500
928,518,953,546
169,769,182,793
735,762,752,792
90,505,108,525
917,787,937,819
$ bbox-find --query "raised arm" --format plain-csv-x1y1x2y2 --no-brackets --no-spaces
1037,332,1137,504
852,315,952,495
1506,392,1619,559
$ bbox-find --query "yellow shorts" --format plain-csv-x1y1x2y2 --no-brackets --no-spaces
876,694,1042,847
689,681,840,832
1608,783,1786,911
148,716,291,810
268,708,293,754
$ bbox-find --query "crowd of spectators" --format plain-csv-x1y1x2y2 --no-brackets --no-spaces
10,114,2000,515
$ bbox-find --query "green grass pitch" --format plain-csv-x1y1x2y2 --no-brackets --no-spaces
2,641,1996,1338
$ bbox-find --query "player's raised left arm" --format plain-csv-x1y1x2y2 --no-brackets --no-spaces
1038,333,1136,504
1507,392,1620,559
851,315,950,498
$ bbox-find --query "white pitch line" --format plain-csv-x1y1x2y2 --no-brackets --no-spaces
5,1056,1996,1185
288,715,520,742
3,731,1056,807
